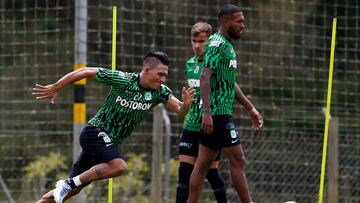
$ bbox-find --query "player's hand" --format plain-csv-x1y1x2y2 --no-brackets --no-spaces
32,84,59,104
201,111,213,134
181,87,195,107
249,108,263,131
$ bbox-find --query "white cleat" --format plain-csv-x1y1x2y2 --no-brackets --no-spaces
53,180,72,203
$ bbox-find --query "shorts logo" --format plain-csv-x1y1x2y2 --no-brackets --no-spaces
230,129,238,139
230,129,239,144
98,132,113,147
179,142,192,149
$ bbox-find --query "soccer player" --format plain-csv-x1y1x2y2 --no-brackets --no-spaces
33,51,195,203
176,22,227,203
188,5,263,203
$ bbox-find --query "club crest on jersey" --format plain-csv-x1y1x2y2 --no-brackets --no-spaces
144,92,152,100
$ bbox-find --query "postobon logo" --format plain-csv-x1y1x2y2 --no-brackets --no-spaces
116,96,152,110
187,79,200,87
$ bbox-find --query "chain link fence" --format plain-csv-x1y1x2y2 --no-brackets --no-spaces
0,0,359,202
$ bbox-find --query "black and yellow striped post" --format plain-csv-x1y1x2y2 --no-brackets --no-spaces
74,1,87,203
73,63,87,178
73,63,87,126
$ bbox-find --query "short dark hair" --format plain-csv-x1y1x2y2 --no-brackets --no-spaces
191,22,212,37
218,4,241,19
143,50,170,66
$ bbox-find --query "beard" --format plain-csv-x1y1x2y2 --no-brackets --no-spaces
228,28,241,40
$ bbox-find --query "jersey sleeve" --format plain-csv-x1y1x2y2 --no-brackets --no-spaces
159,85,173,104
204,40,225,72
95,68,131,87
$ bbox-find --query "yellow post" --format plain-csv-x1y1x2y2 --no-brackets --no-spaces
108,6,117,203
112,6,117,71
318,18,337,203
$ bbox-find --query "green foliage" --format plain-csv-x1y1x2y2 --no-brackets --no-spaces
83,153,150,203
24,152,67,181
21,152,68,201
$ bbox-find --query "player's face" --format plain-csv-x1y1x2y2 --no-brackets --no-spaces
145,63,168,90
191,32,209,59
228,12,245,40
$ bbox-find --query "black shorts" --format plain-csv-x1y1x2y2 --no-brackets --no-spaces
179,129,220,161
200,115,240,150
70,124,124,178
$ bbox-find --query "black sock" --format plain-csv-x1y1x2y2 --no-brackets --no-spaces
176,162,194,203
206,169,227,203
65,178,76,189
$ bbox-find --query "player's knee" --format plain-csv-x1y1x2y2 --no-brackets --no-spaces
200,157,215,170
231,154,247,169
178,162,194,184
238,155,247,169
111,159,128,176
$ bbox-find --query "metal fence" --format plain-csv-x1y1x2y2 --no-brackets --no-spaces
0,0,359,202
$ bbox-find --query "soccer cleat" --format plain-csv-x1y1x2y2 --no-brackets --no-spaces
53,179,72,203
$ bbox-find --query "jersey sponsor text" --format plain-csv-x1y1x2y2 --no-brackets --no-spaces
116,96,152,110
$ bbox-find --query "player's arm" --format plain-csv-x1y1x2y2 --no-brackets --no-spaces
32,67,99,103
200,66,214,134
166,87,195,117
234,82,263,130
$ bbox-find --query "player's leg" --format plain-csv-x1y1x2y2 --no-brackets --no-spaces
53,125,126,203
35,149,92,203
213,115,251,203
188,144,218,203
176,155,196,203
36,187,84,203
53,156,126,203
222,144,251,203
176,129,199,203
77,157,127,183
206,154,227,203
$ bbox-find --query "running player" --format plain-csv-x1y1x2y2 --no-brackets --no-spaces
176,22,227,203
33,51,195,203
188,5,263,203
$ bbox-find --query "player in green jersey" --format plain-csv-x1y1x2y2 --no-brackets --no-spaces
189,5,263,203
176,22,227,203
33,51,195,203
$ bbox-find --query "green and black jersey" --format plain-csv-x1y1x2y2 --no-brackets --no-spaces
88,68,172,144
204,32,237,116
183,55,204,132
